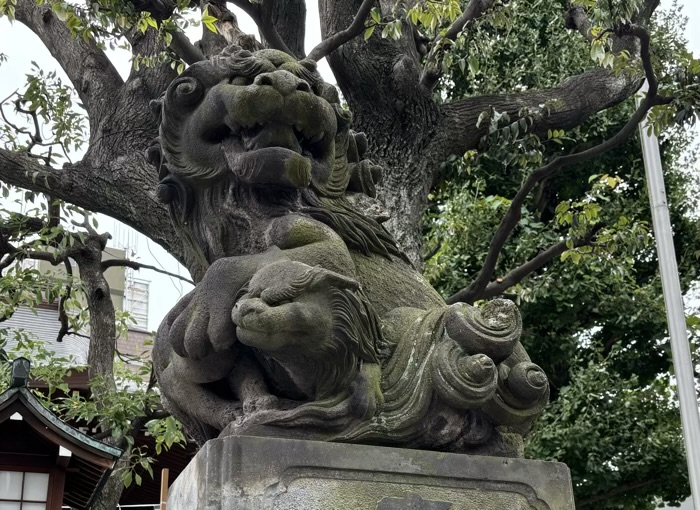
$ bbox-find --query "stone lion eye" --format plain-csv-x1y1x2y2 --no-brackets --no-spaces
267,296,292,306
260,289,293,306
311,83,324,97
229,76,253,86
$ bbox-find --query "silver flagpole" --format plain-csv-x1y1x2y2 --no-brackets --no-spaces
637,80,700,508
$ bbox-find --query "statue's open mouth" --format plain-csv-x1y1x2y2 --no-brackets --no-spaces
236,122,326,158
203,85,338,189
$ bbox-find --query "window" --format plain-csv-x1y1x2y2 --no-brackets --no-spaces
0,470,50,510
125,278,149,330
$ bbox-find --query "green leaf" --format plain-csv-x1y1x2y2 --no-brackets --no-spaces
123,471,133,488
467,54,479,75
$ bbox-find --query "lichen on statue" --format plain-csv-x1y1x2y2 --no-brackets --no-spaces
149,45,549,456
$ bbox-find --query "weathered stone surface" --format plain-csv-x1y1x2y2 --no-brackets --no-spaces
168,436,574,510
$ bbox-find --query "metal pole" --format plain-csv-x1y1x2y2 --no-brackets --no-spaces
637,80,700,509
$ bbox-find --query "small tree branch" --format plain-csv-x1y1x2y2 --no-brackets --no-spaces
423,242,442,262
576,478,657,508
57,258,74,343
447,227,601,304
0,214,45,238
102,258,194,285
14,0,124,122
420,0,499,91
307,0,375,62
450,25,668,304
68,206,99,236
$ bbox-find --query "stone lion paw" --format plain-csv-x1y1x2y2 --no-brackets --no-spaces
216,403,244,429
243,394,279,415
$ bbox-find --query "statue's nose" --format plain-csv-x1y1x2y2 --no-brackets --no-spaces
253,70,312,96
232,298,267,324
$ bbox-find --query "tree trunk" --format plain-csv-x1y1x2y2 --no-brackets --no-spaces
90,451,130,510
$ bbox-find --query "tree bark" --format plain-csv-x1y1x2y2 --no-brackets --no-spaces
90,449,130,510
270,0,307,58
317,1,643,266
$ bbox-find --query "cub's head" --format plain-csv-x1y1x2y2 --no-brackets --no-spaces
231,260,384,399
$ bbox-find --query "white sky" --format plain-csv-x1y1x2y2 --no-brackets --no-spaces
0,0,698,329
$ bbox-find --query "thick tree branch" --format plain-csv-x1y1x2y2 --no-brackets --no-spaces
170,30,205,64
0,148,193,278
270,0,306,58
448,26,670,304
196,2,264,59
229,0,293,55
14,0,123,123
435,0,669,162
420,0,499,91
0,149,63,195
565,5,593,42
308,0,376,62
436,67,643,164
102,258,194,285
57,258,74,343
258,2,294,56
124,26,177,102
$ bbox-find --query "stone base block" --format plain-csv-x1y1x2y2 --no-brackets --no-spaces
168,436,574,510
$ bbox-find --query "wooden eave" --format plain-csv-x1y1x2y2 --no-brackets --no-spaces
0,385,122,509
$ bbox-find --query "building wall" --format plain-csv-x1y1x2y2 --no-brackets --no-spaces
35,246,126,311
117,328,153,361
0,306,89,363
2,247,154,363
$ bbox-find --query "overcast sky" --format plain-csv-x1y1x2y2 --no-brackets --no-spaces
0,0,698,328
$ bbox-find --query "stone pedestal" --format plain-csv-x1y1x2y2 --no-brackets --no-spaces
168,436,574,510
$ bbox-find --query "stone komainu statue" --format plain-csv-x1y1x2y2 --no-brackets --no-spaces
149,46,549,457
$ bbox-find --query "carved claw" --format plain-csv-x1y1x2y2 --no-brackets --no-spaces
444,299,522,363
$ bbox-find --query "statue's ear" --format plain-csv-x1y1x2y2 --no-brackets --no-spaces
149,98,163,119
309,267,360,292
256,247,290,271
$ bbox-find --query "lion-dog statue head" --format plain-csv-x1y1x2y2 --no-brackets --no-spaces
148,47,397,271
